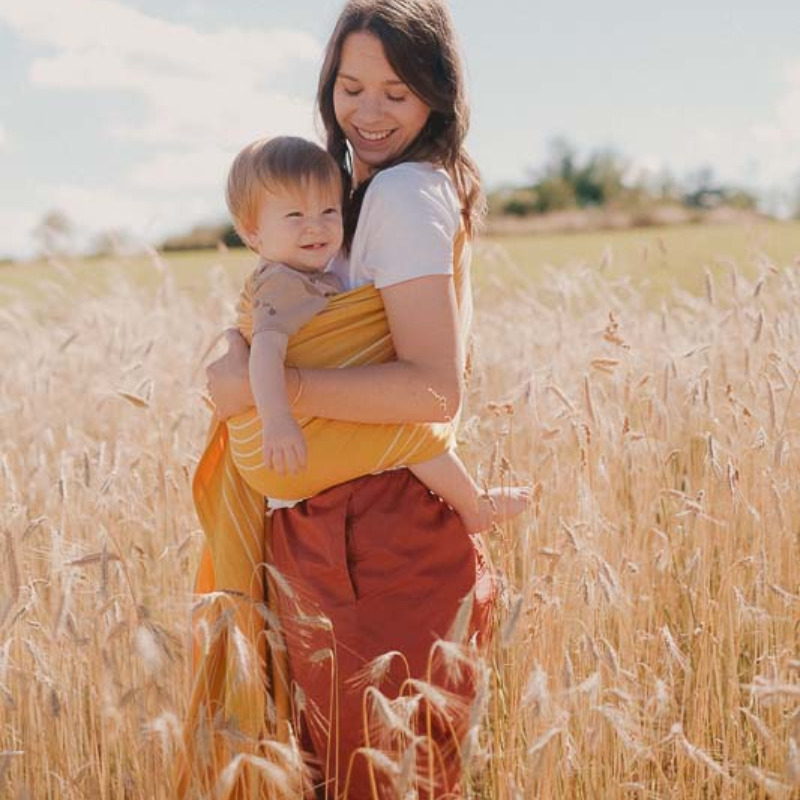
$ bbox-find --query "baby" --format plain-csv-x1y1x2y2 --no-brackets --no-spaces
226,136,529,533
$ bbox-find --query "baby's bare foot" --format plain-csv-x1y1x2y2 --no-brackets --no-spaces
465,487,532,533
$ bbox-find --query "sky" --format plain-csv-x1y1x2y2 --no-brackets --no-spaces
1,0,799,258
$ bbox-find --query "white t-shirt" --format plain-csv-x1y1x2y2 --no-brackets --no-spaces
330,161,461,291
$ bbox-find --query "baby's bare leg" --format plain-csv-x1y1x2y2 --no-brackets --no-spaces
410,452,530,534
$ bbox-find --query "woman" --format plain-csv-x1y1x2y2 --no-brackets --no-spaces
199,1,494,797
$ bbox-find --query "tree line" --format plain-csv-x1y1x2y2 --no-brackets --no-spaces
489,138,758,218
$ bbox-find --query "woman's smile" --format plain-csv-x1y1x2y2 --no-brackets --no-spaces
354,127,395,142
334,31,430,180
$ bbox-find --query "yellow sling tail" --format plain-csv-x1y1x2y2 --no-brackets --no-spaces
174,234,471,799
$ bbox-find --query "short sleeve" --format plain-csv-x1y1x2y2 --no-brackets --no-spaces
354,164,461,289
251,266,335,337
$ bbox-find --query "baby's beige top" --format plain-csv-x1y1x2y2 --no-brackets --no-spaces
236,261,344,344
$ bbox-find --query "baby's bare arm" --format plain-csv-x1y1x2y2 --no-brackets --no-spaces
250,331,291,422
250,331,306,474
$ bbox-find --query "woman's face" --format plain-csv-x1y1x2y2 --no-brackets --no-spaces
333,31,431,183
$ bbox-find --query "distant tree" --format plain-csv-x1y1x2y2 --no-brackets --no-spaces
573,150,629,207
682,167,722,209
33,210,75,256
547,138,578,183
161,222,243,252
222,225,246,249
489,147,763,220
792,181,800,220
490,187,538,217
89,229,134,257
724,189,758,212
682,167,757,211
654,169,681,203
498,139,632,215
533,138,578,211
540,180,576,212
502,198,532,217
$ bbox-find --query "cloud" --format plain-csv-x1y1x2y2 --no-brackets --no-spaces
127,147,233,191
0,124,6,149
644,62,800,212
46,183,219,238
0,208,43,260
0,0,322,179
741,61,800,211
0,0,325,252
752,62,800,149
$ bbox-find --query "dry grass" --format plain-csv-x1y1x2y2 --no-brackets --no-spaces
2,242,800,798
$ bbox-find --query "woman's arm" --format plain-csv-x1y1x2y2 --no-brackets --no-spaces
206,275,463,424
205,329,255,420
293,274,463,423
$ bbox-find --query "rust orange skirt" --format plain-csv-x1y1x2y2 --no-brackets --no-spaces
270,468,496,800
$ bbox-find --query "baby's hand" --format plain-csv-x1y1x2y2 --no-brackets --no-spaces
262,414,307,475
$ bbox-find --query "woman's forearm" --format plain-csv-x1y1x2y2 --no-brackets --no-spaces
210,278,465,425
287,360,462,424
208,334,461,424
287,277,464,424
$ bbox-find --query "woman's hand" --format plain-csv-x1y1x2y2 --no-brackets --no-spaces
206,329,254,420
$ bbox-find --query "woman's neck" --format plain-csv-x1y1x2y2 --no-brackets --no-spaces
352,156,372,188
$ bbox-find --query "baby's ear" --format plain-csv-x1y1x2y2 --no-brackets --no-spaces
240,226,259,251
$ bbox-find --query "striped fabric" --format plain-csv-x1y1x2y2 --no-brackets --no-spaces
174,232,471,799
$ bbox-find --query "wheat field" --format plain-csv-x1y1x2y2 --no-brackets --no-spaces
2,236,800,799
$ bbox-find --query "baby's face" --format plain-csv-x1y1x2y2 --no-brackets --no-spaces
248,179,343,271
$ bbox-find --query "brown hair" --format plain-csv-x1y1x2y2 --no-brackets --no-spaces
226,136,343,243
317,0,485,250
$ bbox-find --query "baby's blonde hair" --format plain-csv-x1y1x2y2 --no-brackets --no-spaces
226,136,343,241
